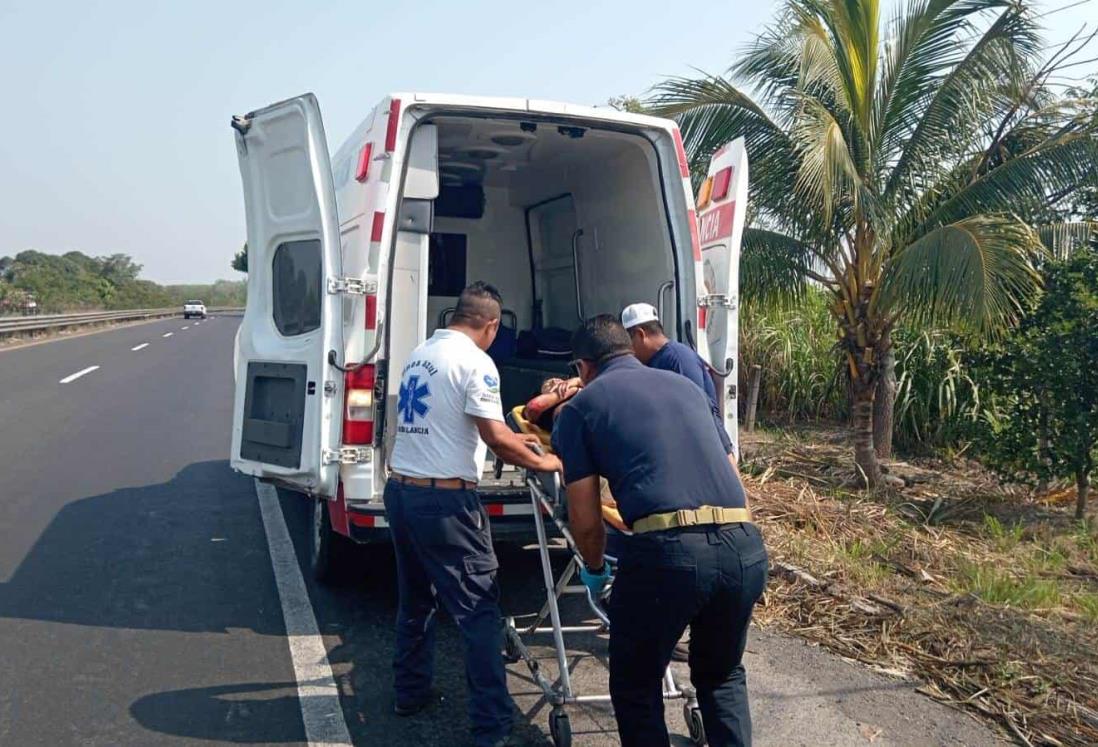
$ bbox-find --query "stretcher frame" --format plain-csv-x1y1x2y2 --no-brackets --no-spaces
500,438,707,747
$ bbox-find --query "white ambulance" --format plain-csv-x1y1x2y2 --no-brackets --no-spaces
229,92,747,580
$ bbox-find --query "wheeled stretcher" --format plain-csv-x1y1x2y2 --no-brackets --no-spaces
502,408,707,747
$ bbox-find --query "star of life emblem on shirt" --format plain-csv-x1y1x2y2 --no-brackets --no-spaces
398,375,431,424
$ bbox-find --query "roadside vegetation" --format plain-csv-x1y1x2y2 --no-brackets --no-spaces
651,0,1098,486
743,429,1098,745
641,0,1097,742
0,250,245,314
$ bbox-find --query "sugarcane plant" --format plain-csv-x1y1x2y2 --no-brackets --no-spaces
650,0,1098,486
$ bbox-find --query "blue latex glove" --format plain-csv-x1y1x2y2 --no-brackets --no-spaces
579,563,611,598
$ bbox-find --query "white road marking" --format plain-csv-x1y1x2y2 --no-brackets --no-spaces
255,481,352,746
193,322,201,326
59,366,99,384
131,343,149,351
181,325,190,330
162,332,173,338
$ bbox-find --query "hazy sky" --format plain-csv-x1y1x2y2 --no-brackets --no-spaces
1,0,1093,284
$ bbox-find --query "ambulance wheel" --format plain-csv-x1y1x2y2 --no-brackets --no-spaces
309,495,351,585
549,709,571,747
684,702,706,745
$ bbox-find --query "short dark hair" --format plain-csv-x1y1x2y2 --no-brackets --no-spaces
571,314,633,364
451,281,502,328
631,320,664,337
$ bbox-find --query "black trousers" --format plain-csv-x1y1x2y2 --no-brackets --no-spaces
608,522,768,747
383,480,514,747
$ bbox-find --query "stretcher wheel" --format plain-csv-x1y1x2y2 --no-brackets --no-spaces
502,620,520,663
684,702,706,745
548,709,572,747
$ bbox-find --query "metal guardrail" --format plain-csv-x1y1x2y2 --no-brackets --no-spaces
0,307,244,337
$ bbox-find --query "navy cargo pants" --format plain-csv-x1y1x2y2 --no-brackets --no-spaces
608,522,768,747
383,480,514,746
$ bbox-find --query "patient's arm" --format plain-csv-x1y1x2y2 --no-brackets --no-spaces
541,376,583,398
475,417,562,473
566,475,606,570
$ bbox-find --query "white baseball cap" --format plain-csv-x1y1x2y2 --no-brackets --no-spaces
621,302,660,330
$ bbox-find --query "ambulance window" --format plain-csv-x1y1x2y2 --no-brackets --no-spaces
428,233,467,296
271,239,322,336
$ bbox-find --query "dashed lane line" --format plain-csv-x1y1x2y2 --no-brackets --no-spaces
131,343,149,351
59,366,100,384
162,332,173,338
181,326,190,330
255,480,353,746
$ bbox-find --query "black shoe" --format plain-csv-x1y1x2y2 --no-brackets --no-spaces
672,636,690,662
394,690,442,717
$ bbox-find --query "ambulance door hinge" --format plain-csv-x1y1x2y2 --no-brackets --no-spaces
697,294,737,310
327,277,377,295
323,447,373,465
230,115,252,136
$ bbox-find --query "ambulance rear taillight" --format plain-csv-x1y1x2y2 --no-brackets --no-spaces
343,365,376,445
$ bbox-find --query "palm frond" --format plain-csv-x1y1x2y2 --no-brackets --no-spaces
1036,221,1098,260
882,5,1041,210
875,0,1014,166
917,131,1098,231
741,227,816,305
791,97,863,222
646,75,801,217
880,214,1045,334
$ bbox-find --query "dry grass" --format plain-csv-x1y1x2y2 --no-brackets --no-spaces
743,426,1098,746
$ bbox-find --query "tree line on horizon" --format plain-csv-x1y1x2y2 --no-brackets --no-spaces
0,250,246,314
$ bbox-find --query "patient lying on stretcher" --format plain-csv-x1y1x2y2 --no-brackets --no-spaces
509,377,629,533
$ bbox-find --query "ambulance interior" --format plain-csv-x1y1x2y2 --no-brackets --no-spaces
418,115,681,413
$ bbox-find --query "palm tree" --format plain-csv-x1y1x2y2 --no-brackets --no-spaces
651,0,1098,486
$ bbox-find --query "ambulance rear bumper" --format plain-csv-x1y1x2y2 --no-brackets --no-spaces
345,489,543,545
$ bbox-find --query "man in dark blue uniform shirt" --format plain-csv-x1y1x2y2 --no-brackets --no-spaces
621,302,735,459
551,315,768,747
622,302,742,662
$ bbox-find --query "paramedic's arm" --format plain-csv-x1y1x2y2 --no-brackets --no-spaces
672,351,735,456
565,476,605,570
475,418,561,473
468,360,561,473
551,404,605,569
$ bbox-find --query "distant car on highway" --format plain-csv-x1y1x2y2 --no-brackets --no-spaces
182,300,207,319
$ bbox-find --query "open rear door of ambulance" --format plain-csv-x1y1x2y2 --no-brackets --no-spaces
696,137,748,456
230,93,344,497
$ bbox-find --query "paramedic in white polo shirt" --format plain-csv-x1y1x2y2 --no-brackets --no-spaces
384,281,561,747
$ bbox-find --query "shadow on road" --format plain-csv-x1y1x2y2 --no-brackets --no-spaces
130,680,307,743
0,460,284,635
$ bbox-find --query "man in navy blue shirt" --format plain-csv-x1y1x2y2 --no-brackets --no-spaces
622,302,741,663
551,315,768,747
621,302,735,459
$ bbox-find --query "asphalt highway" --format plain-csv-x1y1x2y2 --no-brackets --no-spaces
0,318,1003,746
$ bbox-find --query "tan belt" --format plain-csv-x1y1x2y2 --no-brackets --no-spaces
631,506,752,534
391,472,477,491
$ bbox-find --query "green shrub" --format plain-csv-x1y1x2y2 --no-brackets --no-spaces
892,329,982,453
